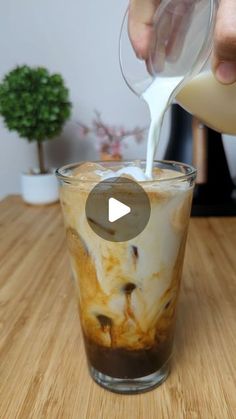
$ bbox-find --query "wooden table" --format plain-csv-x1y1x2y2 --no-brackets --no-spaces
0,196,235,419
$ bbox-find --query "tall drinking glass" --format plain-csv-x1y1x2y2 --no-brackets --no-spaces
56,160,196,394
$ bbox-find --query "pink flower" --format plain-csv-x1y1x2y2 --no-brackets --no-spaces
107,126,116,137
114,127,126,138
76,112,145,150
96,126,107,138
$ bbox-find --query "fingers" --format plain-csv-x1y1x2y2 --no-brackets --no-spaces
128,0,236,85
128,0,160,60
129,0,196,75
166,2,194,62
213,0,236,84
149,0,195,74
149,8,173,72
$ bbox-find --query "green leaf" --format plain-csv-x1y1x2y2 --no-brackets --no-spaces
0,64,72,142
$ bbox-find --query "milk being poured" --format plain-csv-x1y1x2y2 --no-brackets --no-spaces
142,70,236,179
142,77,182,178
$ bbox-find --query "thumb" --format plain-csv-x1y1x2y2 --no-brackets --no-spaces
213,0,236,84
128,0,160,60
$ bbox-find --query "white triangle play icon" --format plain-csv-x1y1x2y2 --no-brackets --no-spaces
108,197,131,223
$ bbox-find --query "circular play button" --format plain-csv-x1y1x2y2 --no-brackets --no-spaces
85,177,151,242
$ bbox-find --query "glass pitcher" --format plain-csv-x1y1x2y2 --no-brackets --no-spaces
119,0,236,135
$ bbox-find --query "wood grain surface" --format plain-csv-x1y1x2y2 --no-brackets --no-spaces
0,196,235,419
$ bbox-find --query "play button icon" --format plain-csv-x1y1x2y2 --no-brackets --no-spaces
85,177,151,242
108,198,131,222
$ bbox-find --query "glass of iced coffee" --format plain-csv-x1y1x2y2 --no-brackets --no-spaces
56,160,196,394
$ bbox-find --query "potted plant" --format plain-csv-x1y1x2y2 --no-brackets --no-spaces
77,111,146,161
0,65,71,204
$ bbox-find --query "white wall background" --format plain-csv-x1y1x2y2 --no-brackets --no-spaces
0,0,235,198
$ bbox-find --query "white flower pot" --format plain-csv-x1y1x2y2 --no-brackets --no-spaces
21,170,59,205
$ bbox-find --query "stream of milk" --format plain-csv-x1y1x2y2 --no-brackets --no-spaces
142,76,182,178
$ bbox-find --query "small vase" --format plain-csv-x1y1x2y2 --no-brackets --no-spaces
21,169,59,205
100,152,122,161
